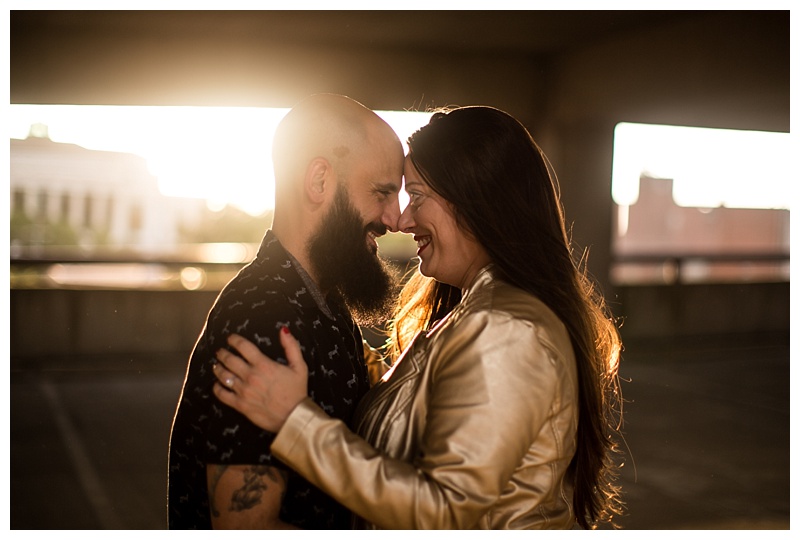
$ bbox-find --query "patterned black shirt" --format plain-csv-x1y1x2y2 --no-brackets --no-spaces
168,231,370,529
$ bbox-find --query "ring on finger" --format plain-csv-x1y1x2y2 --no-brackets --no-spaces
224,376,235,388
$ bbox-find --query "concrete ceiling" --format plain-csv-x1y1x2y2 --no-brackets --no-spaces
11,10,693,54
10,10,696,107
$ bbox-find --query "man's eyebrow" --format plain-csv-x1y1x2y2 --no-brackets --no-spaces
373,181,400,192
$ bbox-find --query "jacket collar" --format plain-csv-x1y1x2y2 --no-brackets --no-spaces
461,264,496,298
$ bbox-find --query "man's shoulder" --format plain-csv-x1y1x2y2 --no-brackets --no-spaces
214,255,304,307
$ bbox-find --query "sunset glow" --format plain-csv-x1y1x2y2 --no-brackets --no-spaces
8,105,433,216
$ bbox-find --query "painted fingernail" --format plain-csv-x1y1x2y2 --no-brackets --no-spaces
281,326,290,335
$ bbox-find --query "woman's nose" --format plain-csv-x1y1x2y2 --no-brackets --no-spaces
398,204,415,232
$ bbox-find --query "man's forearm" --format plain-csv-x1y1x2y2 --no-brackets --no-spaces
207,464,296,529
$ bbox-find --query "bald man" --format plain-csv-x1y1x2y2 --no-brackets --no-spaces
167,95,405,529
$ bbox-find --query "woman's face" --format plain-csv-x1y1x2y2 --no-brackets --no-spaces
399,156,491,289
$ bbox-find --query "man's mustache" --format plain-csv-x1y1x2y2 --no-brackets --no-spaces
366,223,388,237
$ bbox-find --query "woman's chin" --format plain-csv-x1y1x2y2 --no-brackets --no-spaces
417,261,436,281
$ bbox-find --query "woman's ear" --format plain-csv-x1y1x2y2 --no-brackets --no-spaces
304,157,332,205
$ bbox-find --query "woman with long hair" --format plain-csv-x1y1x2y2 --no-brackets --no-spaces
212,106,624,529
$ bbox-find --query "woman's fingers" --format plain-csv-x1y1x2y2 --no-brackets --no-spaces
227,333,273,366
216,332,284,381
279,327,308,377
210,328,309,433
212,361,237,390
212,381,240,409
214,344,253,381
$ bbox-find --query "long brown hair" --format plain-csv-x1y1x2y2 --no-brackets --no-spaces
386,106,624,528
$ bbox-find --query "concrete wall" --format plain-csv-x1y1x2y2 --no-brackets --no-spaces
10,289,218,368
613,282,790,341
10,283,790,366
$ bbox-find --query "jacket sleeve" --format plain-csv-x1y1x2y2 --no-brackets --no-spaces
271,311,568,529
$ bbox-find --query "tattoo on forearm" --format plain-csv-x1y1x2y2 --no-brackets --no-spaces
208,465,228,518
229,466,283,512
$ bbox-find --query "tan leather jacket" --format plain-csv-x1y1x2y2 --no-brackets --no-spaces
272,266,579,529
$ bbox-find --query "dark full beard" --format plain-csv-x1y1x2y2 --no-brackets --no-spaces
307,187,399,326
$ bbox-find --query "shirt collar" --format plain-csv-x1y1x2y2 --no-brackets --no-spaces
284,246,335,320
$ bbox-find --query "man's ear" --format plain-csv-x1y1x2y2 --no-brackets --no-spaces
304,157,333,205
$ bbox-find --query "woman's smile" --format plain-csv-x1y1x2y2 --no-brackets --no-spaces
415,235,431,255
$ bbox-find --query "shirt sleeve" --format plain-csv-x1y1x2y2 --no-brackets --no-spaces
203,297,301,469
271,311,569,529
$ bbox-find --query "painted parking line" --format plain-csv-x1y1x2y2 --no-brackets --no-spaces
40,378,123,529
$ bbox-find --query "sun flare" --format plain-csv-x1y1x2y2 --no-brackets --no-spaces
8,105,432,217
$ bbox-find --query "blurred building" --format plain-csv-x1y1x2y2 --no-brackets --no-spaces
613,175,790,283
10,125,206,257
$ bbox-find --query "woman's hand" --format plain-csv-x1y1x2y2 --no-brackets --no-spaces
212,327,308,433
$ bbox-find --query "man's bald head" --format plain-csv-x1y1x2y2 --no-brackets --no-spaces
272,94,400,195
268,94,404,309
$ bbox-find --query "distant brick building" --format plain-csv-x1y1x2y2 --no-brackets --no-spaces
613,175,790,283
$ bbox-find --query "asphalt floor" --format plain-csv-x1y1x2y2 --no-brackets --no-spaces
9,332,791,530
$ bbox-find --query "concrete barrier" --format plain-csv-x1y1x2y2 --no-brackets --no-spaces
10,281,790,366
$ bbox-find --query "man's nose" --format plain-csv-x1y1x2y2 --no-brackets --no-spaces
381,197,402,233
